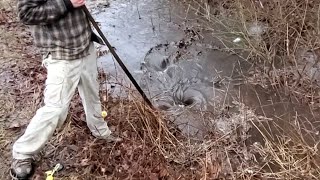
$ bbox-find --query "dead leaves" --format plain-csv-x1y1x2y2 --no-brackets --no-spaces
0,6,44,129
0,9,11,25
0,11,6,25
34,102,183,179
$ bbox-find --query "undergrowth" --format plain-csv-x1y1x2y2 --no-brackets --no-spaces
2,0,320,179
179,0,320,179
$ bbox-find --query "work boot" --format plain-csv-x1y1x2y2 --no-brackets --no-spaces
96,134,123,143
10,158,34,179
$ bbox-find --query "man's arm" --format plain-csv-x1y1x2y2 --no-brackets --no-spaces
17,0,77,25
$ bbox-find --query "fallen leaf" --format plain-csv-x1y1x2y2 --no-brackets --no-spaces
8,121,25,129
67,145,79,152
101,167,106,173
80,159,90,166
149,173,158,180
159,166,169,178
122,164,129,171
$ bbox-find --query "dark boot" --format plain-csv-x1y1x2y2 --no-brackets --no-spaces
10,158,34,180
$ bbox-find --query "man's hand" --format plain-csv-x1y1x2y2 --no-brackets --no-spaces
70,0,85,8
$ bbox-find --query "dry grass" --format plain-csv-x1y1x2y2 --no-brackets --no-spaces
177,0,320,179
0,7,43,132
250,118,320,179
182,0,320,101
183,0,320,60
0,126,7,151
0,6,262,176
256,138,319,178
0,124,11,179
0,2,46,179
2,0,320,179
24,68,263,179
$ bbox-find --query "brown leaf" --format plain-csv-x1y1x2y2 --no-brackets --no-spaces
0,12,6,24
33,174,42,180
8,121,25,129
122,164,129,171
101,167,106,173
159,166,169,178
67,145,79,152
114,149,121,157
80,159,90,166
149,173,159,180
36,73,46,82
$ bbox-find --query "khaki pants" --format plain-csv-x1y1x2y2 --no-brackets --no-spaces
13,43,111,159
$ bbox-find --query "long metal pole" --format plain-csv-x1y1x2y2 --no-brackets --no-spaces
83,6,153,108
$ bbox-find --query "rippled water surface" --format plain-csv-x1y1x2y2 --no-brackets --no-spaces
93,0,320,140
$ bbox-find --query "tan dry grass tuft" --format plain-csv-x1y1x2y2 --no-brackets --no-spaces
16,66,261,179
184,0,320,61
251,120,320,179
177,0,320,179
182,0,320,102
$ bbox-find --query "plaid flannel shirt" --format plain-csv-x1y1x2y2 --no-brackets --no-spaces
17,0,102,60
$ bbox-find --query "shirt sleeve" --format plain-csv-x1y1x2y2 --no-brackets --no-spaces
17,0,75,25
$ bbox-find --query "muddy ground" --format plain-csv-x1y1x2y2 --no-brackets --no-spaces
1,0,320,180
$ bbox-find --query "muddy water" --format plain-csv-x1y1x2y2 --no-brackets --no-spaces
93,0,184,74
240,84,320,143
92,0,248,137
92,0,320,142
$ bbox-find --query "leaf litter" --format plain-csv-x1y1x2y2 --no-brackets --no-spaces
3,0,320,179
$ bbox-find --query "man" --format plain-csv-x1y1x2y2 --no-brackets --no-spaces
11,0,120,179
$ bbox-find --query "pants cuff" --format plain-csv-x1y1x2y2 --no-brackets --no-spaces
12,151,33,160
92,128,112,138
